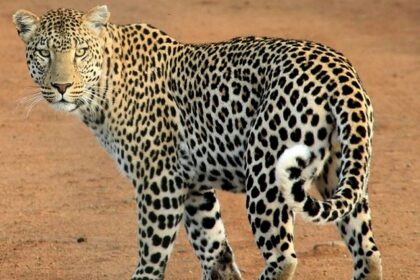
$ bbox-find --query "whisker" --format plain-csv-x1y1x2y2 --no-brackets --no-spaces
81,94,104,111
23,85,42,89
86,84,108,90
80,96,102,120
85,91,108,103
85,88,107,96
18,94,43,104
85,97,105,112
16,93,43,117
24,96,44,119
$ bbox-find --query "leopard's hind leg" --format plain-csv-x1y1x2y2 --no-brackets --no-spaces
315,141,382,280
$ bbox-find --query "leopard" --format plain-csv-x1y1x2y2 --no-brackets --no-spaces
13,5,383,280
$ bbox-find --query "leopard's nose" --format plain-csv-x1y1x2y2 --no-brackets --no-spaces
51,82,73,94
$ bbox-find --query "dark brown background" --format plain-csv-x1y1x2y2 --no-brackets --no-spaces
0,0,419,279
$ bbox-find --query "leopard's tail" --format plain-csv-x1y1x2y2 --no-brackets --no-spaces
276,91,373,224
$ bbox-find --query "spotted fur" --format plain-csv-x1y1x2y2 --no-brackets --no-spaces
13,6,382,280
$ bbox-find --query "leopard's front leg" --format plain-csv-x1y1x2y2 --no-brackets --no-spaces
184,186,242,280
131,172,188,280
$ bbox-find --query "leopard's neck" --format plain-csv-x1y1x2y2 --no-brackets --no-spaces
77,23,183,177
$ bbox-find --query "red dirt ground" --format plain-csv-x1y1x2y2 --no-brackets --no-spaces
0,0,419,279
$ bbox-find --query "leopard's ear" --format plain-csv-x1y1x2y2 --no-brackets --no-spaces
83,5,110,36
13,9,39,43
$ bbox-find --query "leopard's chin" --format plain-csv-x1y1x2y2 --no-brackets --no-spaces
50,100,79,112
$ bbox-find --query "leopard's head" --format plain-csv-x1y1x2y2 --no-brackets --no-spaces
13,6,109,112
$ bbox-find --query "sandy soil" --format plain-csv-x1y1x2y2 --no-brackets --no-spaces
0,0,419,279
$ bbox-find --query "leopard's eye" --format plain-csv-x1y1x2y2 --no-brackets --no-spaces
36,49,50,58
75,48,88,58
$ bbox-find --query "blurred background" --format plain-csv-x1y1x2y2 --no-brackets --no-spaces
0,0,419,279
